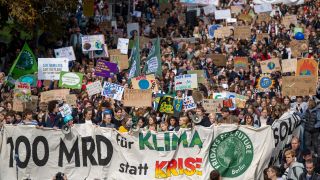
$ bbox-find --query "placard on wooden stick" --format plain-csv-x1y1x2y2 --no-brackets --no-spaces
123,89,152,107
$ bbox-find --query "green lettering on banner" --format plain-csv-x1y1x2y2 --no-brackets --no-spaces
189,131,203,148
139,132,154,150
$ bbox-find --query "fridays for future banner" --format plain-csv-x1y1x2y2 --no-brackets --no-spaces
0,118,299,180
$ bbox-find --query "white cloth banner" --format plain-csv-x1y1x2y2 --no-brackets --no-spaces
253,0,304,4
0,125,278,180
54,46,76,61
38,58,69,80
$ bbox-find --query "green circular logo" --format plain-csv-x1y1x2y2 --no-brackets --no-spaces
16,50,34,70
209,130,253,177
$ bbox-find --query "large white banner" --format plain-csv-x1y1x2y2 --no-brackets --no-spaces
38,58,69,80
0,125,278,180
253,0,304,4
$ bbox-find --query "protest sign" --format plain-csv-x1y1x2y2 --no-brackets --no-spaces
95,59,118,78
99,21,112,32
214,27,232,39
123,89,152,107
289,40,308,58
14,82,31,102
230,6,242,15
174,74,198,91
0,125,277,180
260,58,281,73
117,38,129,55
254,4,272,13
256,33,269,41
202,99,223,113
13,96,38,112
256,74,275,92
40,89,70,103
256,13,271,24
214,9,231,20
38,58,69,80
58,71,83,89
203,5,216,15
296,58,318,77
101,82,124,101
254,0,304,4
183,96,197,111
226,18,237,23
131,74,158,92
89,44,109,59
65,94,77,107
235,94,248,109
86,81,102,97
173,98,183,113
83,0,94,17
110,54,129,71
192,90,204,103
140,36,151,49
81,35,105,51
108,49,121,56
207,54,226,66
188,70,207,84
234,57,249,71
282,15,298,29
54,46,76,61
234,26,251,40
158,95,174,114
281,59,297,73
127,23,139,38
282,76,316,96
180,0,219,6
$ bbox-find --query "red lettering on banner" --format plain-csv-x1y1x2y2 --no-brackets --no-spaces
155,158,202,178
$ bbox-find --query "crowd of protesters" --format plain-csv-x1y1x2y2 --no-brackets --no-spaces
0,0,320,179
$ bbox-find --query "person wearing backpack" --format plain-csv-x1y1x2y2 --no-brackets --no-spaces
283,150,305,180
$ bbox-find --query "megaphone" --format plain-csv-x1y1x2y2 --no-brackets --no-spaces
62,124,71,134
193,115,203,124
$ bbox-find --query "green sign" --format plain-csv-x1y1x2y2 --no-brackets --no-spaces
58,71,83,89
209,130,253,177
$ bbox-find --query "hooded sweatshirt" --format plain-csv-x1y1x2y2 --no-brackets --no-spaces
282,161,305,180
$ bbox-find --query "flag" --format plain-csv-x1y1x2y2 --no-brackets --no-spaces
128,37,141,79
8,43,37,79
143,37,162,77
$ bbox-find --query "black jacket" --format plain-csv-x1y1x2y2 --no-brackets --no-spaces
298,172,320,180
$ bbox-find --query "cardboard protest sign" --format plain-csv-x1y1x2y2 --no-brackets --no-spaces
40,89,70,103
256,13,271,24
256,74,275,92
65,94,77,107
83,0,94,17
254,4,272,13
14,82,31,102
158,95,174,114
86,81,103,97
110,54,129,71
123,89,152,107
256,33,269,41
13,95,38,112
140,36,151,49
54,46,76,61
234,57,249,71
296,58,318,77
234,26,251,40
202,99,223,113
214,27,232,39
101,82,124,101
58,71,83,89
94,59,118,78
131,74,158,92
38,58,69,80
235,94,248,109
117,38,129,54
282,15,297,29
188,70,207,84
81,35,105,51
260,58,281,73
127,23,139,39
183,96,197,111
282,76,316,96
281,59,297,73
214,9,231,20
230,6,242,15
207,54,226,67
237,14,253,24
89,44,109,59
174,74,198,91
290,40,308,58
108,49,121,56
192,90,204,103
